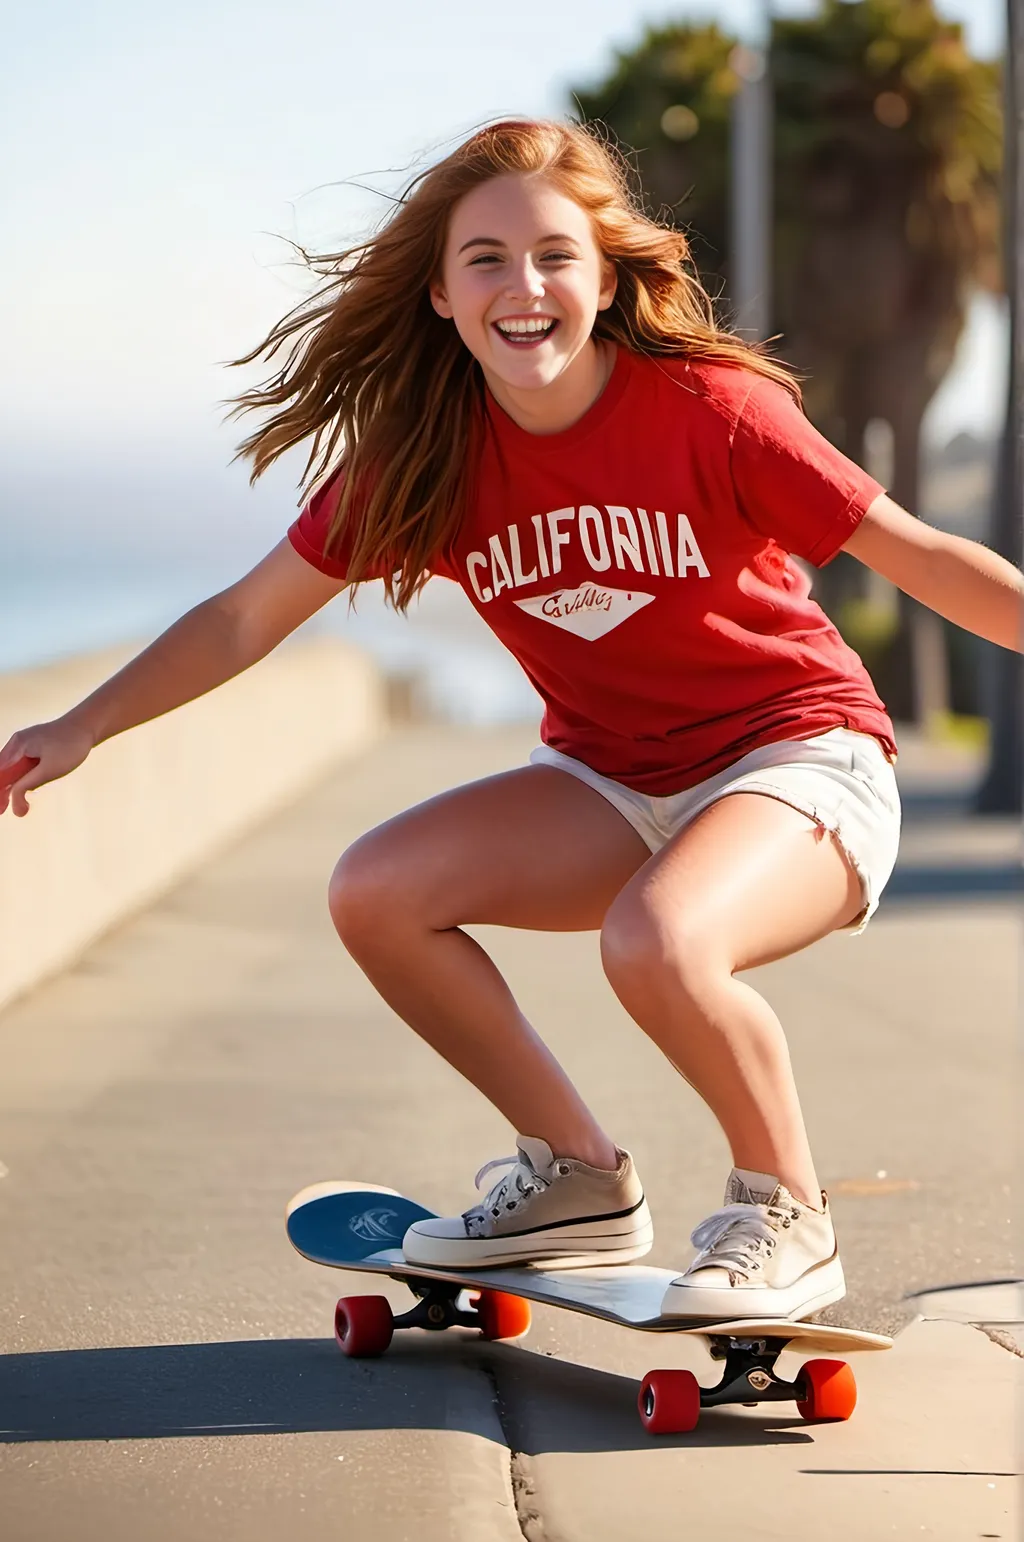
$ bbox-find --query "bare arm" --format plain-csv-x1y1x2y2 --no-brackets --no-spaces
842,493,1024,653
0,539,349,815
65,539,349,743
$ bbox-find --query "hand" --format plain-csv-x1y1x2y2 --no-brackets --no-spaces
0,718,96,817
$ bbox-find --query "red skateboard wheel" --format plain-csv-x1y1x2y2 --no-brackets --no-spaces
796,1358,857,1421
472,1289,532,1341
334,1294,394,1357
638,1368,701,1434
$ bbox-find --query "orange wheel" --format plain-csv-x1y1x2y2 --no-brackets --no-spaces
473,1289,532,1341
796,1358,857,1421
334,1295,394,1357
637,1369,701,1434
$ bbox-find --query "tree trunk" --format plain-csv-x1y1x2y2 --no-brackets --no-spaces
887,393,951,725
811,365,873,620
975,0,1023,814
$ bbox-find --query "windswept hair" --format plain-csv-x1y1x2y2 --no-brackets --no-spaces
226,118,800,611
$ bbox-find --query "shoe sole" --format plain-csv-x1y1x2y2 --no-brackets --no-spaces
403,1218,655,1271
660,1260,847,1321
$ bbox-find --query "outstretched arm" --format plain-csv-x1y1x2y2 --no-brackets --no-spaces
842,493,1024,654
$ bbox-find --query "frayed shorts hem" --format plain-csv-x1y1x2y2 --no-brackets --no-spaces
529,728,902,936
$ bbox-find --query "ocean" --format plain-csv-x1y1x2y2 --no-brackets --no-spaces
0,558,542,728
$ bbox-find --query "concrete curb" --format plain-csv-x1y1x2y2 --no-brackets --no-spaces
0,637,386,1011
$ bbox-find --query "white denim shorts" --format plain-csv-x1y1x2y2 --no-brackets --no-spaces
529,727,902,935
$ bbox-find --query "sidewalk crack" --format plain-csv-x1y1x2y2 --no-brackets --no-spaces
973,1324,1024,1358
508,1451,544,1542
479,1356,545,1542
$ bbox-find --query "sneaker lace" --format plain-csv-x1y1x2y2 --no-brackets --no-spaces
471,1153,548,1217
687,1200,799,1280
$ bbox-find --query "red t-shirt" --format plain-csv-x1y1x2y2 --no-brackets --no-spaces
288,346,896,794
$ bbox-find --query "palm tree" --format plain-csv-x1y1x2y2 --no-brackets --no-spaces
572,22,737,290
771,1,1003,720
571,1,1003,724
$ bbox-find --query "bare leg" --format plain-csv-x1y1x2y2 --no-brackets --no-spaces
329,766,650,1170
600,793,865,1208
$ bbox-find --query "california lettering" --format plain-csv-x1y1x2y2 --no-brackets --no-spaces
464,505,710,605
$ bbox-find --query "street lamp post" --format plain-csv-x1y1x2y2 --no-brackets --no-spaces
977,0,1023,812
730,41,772,341
729,1,773,342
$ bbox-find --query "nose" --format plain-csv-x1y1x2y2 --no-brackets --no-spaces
504,256,545,302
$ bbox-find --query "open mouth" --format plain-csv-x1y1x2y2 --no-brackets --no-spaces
492,318,559,347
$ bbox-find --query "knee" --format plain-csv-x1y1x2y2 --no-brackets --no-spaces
328,831,411,955
600,892,717,1005
599,894,666,995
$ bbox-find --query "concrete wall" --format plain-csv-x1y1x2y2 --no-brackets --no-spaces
0,637,386,1011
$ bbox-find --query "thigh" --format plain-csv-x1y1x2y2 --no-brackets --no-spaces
613,791,864,972
338,765,651,932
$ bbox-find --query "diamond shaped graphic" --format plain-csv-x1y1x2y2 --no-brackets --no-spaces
514,583,655,641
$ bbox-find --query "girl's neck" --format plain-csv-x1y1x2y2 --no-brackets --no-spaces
483,338,615,436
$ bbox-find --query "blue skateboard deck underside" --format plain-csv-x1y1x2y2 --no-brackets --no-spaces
286,1185,435,1266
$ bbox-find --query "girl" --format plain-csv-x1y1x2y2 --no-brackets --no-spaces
2,120,1020,1321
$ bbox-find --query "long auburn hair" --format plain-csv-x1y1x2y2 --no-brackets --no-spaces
226,118,801,611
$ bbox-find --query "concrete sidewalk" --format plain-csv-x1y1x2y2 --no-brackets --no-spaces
0,724,1019,1540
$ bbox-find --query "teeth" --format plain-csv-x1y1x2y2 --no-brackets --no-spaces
496,318,555,335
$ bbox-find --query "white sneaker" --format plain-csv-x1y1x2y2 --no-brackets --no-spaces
660,1167,846,1320
402,1136,654,1269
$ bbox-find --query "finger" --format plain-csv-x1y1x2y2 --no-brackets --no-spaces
16,766,51,816
0,755,39,794
1,756,41,816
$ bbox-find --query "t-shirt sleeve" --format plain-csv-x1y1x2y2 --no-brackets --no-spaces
730,376,885,567
287,467,360,580
287,464,458,585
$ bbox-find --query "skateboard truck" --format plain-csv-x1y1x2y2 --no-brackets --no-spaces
391,1278,482,1334
697,1332,808,1411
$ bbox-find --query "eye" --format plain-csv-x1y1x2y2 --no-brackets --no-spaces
467,250,575,267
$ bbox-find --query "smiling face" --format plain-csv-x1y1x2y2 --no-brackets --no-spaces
429,173,617,425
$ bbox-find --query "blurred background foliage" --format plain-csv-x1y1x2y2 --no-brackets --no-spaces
572,0,1005,728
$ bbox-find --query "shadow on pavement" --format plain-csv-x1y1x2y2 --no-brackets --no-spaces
881,865,1023,902
0,1336,814,1452
874,789,1022,903
898,792,981,822
802,1468,1016,1478
480,1340,814,1452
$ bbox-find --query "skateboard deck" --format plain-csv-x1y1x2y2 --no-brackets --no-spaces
286,1181,892,1435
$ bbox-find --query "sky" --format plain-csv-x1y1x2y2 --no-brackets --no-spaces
0,0,1009,573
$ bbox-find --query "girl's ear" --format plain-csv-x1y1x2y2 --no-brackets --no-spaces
430,281,454,319
596,258,617,313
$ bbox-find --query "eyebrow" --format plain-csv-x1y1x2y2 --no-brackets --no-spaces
457,232,581,254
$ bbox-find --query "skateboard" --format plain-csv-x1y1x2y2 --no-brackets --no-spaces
286,1181,892,1435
